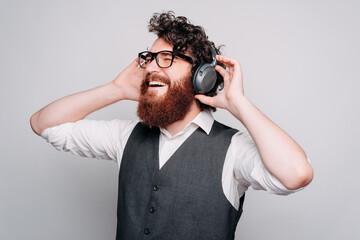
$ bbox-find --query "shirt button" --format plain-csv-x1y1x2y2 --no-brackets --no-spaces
144,228,150,235
153,185,159,191
149,207,155,213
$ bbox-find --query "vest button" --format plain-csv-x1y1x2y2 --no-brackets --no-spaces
149,207,155,213
153,185,159,191
144,228,150,235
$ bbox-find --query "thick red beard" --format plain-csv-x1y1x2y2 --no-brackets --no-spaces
137,72,194,128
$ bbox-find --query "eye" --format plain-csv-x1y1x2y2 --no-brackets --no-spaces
145,57,152,63
159,52,173,61
145,54,153,61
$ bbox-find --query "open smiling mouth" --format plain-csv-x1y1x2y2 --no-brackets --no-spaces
148,81,168,87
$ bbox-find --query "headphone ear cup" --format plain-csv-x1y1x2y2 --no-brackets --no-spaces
192,63,217,94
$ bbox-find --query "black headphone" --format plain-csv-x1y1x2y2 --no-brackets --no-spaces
191,47,218,95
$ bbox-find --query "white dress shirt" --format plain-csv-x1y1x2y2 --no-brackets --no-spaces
41,111,300,210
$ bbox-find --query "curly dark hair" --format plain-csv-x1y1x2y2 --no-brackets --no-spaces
148,11,225,112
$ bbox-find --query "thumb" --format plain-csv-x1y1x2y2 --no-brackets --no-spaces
194,94,215,107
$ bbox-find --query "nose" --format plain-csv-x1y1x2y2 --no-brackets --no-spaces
145,57,161,73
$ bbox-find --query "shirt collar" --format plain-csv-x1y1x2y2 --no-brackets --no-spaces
160,111,214,137
191,110,214,135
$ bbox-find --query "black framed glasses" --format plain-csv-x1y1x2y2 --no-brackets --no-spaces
138,50,193,69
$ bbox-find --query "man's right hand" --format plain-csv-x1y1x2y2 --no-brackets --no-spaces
30,59,145,136
113,59,144,101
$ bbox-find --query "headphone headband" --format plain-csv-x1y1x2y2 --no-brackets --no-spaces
210,47,217,67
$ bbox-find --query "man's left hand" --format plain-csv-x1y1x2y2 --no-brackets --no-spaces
195,55,246,116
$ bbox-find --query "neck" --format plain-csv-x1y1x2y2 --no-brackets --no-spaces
165,101,201,136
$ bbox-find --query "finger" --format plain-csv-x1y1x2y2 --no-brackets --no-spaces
215,55,235,77
131,58,140,67
216,55,241,71
216,55,242,81
215,65,231,89
216,55,239,66
214,65,230,79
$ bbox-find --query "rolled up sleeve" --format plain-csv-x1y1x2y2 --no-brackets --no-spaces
41,119,137,163
232,131,302,195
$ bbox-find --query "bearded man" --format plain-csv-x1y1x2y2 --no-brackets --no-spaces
30,11,313,240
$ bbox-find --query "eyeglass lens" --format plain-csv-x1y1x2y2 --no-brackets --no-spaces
139,51,174,68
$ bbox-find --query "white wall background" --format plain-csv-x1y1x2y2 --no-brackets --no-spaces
1,0,359,239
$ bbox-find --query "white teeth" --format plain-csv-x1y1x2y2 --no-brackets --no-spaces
149,81,167,86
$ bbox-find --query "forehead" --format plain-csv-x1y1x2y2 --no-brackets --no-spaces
149,38,173,52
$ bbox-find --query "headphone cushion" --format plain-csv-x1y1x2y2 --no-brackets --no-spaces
192,63,217,94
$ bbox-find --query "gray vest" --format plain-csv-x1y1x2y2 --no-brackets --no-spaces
116,121,245,240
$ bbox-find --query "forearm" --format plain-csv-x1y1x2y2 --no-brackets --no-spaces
230,96,313,190
30,82,124,136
